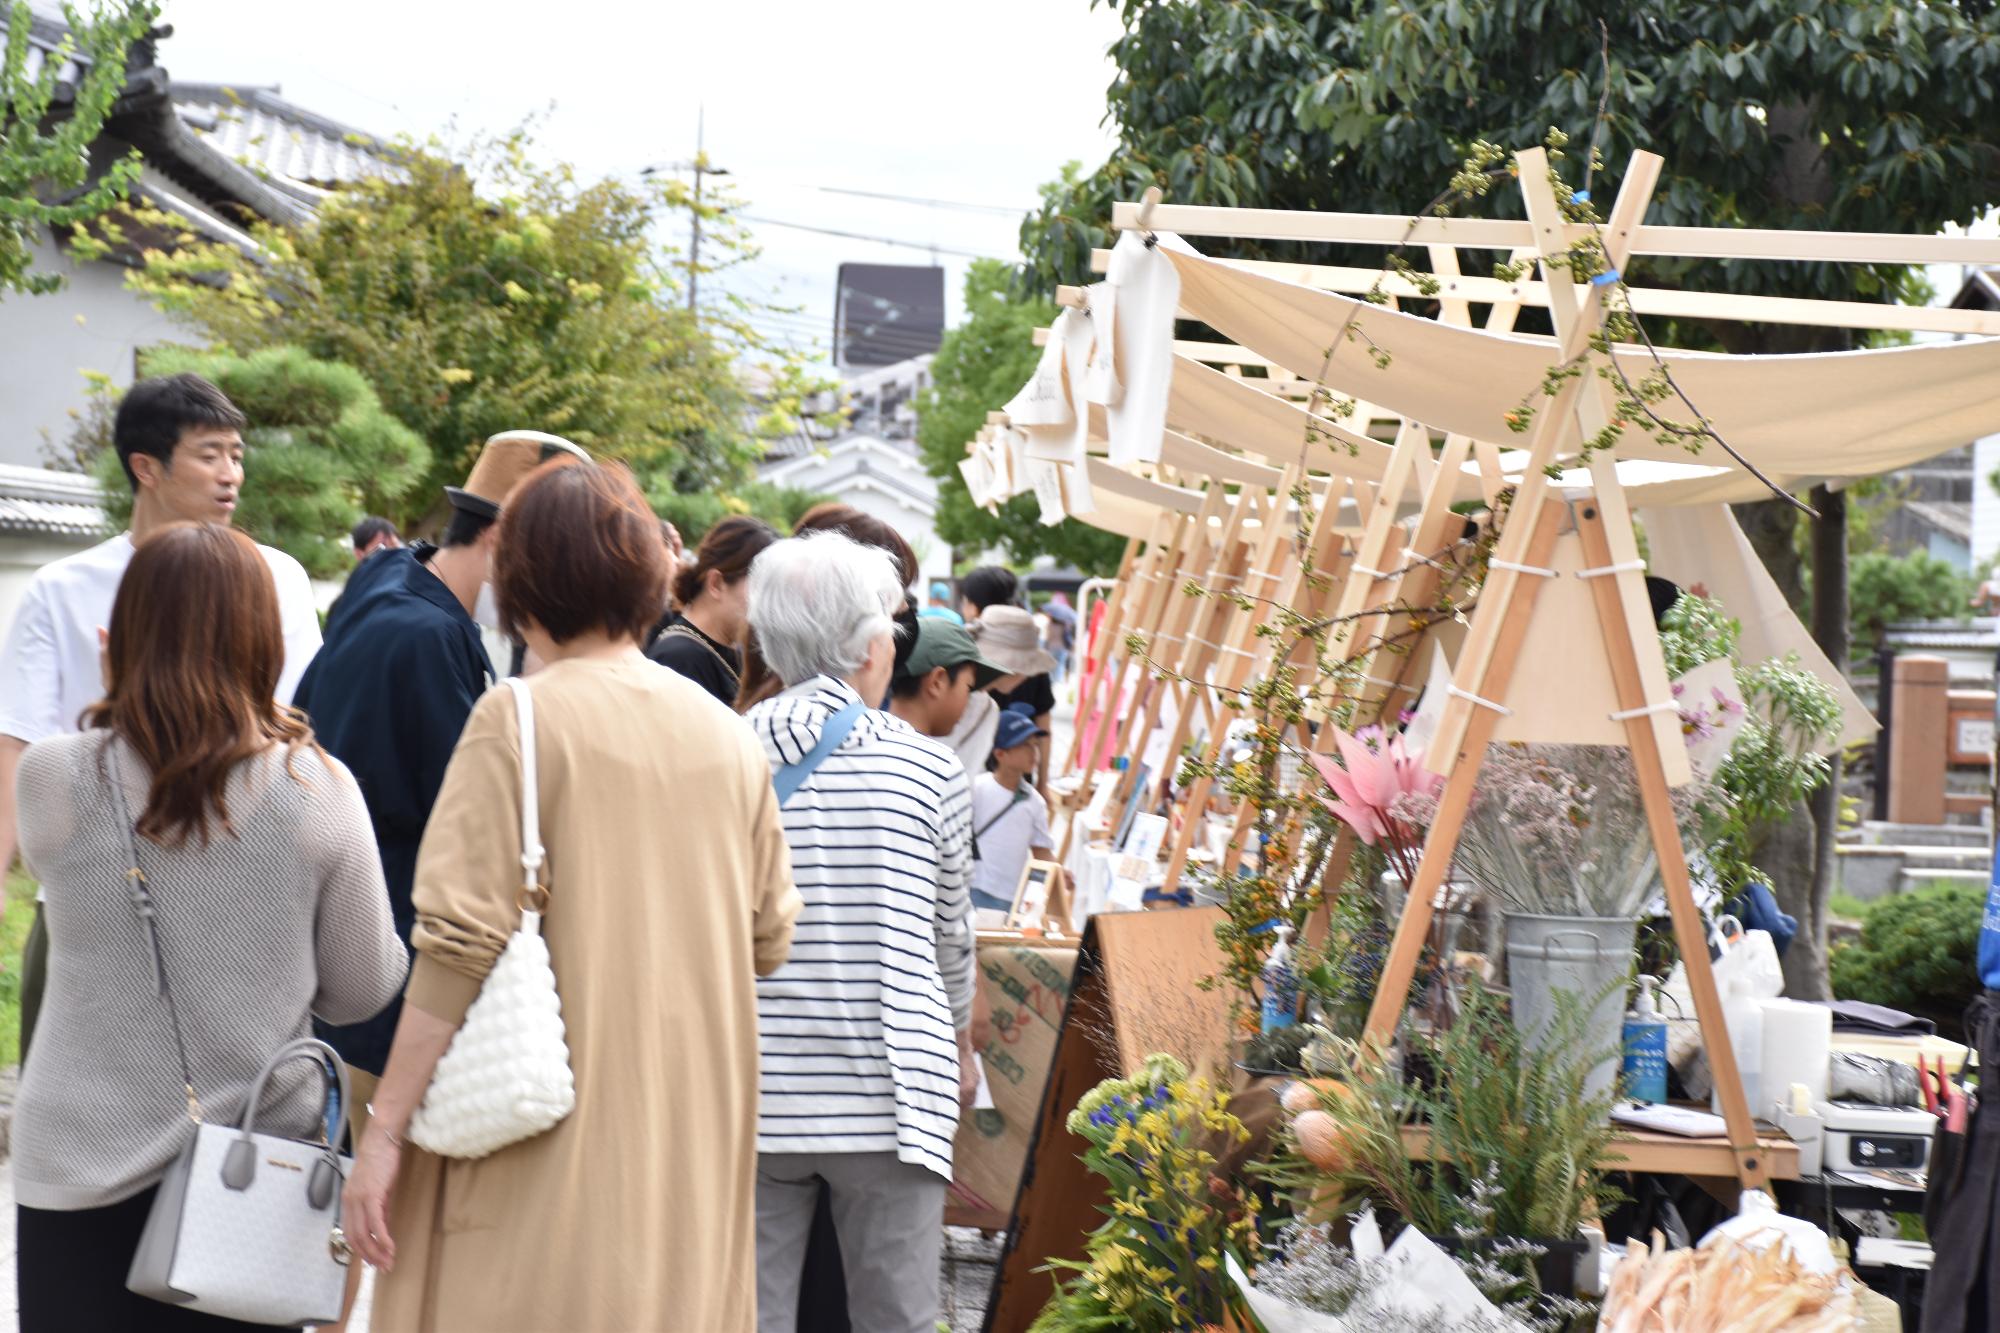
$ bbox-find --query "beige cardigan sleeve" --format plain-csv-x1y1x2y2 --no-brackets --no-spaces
405,687,520,1024
744,737,801,977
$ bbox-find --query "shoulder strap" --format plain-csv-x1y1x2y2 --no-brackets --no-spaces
974,786,1030,841
505,678,546,907
105,741,204,1125
773,700,867,809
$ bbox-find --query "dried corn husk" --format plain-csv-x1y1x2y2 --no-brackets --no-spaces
1598,1235,1858,1332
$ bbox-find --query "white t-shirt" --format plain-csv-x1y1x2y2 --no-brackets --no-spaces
0,531,321,746
970,771,1051,911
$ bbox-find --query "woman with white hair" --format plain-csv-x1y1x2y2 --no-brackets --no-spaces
741,531,977,1333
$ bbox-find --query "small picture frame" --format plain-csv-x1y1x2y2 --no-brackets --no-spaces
1113,762,1152,850
1009,859,1069,932
1121,812,1169,863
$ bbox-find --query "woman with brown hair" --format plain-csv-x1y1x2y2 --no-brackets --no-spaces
11,522,406,1331
647,514,779,705
734,503,919,712
343,460,801,1333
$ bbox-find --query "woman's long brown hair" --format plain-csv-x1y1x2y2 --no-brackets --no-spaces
84,523,319,846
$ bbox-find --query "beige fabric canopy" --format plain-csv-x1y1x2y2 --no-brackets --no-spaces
1164,245,2000,505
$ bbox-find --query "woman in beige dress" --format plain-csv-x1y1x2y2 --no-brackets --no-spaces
343,460,802,1332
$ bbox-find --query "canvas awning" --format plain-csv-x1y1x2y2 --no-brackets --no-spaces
1162,243,2000,505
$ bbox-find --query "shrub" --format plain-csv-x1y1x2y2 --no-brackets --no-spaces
1829,882,1984,1041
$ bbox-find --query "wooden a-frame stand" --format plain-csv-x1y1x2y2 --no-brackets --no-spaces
1357,148,1781,1189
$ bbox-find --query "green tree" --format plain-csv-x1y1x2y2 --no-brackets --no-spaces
96,132,823,526
647,477,832,544
1830,881,1983,1041
1022,0,2000,998
1847,549,1972,647
82,345,429,577
1,0,156,295
916,258,1128,573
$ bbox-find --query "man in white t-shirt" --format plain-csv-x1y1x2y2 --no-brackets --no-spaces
0,372,320,1055
969,703,1055,914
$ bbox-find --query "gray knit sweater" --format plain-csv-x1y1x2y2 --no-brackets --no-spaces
12,732,408,1209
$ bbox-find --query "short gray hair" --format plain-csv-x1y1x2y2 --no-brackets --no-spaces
748,531,902,686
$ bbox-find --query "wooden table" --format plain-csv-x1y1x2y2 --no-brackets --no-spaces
1402,1123,1802,1181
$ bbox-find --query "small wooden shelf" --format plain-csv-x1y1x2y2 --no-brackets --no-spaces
1401,1124,1801,1182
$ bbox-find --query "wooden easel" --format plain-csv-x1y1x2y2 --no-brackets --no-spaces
1349,148,1771,1187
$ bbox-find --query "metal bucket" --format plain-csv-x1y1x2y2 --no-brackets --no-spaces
1504,912,1638,1106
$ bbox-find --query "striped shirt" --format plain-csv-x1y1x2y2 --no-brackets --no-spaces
746,677,975,1179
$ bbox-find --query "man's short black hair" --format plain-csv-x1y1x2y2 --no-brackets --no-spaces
959,564,1019,613
112,373,247,490
440,506,495,549
351,515,398,550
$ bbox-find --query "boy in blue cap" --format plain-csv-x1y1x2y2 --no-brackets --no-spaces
969,703,1054,914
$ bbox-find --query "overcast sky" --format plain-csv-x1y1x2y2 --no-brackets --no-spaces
142,0,1126,364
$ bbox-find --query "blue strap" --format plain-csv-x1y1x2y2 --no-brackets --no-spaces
773,701,867,808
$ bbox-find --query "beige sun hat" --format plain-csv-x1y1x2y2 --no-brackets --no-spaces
446,430,591,521
969,605,1058,677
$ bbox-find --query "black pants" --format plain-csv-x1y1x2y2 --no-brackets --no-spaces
18,1186,296,1332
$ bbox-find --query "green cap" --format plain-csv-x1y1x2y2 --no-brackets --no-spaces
900,617,1007,687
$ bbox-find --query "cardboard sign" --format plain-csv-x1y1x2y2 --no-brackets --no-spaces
946,941,1080,1229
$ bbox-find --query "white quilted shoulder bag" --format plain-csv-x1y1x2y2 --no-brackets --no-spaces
407,677,576,1158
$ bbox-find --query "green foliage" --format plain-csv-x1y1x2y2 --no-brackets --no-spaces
1848,549,1972,648
915,258,1127,574
1657,594,1843,897
1830,881,1983,1042
1299,983,1622,1245
646,476,832,544
1023,1,2000,318
1656,592,1741,678
110,131,828,527
0,869,40,1068
77,345,429,577
1298,874,1399,1043
1033,1056,1260,1331
1,1,156,295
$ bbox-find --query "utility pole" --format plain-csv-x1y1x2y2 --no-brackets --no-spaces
687,106,708,312
639,108,728,314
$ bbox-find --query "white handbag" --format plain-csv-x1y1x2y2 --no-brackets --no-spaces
406,676,576,1158
127,1040,355,1326
107,746,356,1326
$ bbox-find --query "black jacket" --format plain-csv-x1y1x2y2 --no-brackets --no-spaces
292,544,494,1073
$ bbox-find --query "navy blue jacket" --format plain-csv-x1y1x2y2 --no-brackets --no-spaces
293,544,494,1073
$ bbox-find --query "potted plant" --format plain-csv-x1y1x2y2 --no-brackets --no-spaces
1032,1055,1263,1332
1454,742,1711,1100
1275,981,1622,1302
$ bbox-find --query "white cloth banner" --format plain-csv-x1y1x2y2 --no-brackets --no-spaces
1103,230,1179,466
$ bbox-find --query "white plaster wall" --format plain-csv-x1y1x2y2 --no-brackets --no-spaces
0,236,192,469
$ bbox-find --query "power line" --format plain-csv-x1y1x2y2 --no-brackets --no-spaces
818,186,1027,217
739,215,1008,261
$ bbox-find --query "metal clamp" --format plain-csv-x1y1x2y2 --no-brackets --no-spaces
1446,683,1513,716
1575,559,1646,581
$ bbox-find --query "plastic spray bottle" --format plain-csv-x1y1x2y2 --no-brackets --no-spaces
1260,923,1299,1033
1621,975,1669,1104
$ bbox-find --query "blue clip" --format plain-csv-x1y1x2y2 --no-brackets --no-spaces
1247,918,1282,936
1571,189,1591,204
1590,268,1621,287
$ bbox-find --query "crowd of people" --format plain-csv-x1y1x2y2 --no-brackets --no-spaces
0,373,1074,1333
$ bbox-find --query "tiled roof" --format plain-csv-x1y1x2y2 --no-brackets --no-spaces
0,465,110,539
170,84,398,195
